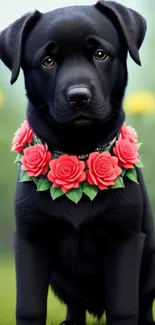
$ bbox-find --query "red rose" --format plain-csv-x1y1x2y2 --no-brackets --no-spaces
47,154,86,193
113,138,139,169
86,152,122,190
20,144,52,177
120,124,138,143
11,120,34,153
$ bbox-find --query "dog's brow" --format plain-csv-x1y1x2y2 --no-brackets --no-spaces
86,36,116,56
32,41,58,65
99,40,115,56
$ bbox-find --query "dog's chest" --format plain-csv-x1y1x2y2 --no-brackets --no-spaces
15,178,143,235
55,221,105,273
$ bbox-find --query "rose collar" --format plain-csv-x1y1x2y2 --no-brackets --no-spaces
12,121,144,204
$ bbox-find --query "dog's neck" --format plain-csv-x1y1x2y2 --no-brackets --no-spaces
27,102,125,155
50,135,118,160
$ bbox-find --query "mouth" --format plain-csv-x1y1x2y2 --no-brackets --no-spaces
47,113,103,128
71,115,103,127
72,116,94,126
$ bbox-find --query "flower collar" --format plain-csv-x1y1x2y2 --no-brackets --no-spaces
51,135,117,161
12,121,144,204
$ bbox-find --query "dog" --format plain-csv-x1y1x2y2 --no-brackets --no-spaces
0,1,155,324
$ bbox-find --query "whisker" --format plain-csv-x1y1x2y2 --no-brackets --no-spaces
32,97,119,110
104,97,120,106
34,101,54,110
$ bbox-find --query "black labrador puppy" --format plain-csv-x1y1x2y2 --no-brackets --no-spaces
0,1,155,325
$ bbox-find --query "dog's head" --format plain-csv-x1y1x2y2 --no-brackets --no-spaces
0,1,146,154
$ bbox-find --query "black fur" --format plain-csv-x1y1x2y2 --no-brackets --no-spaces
0,1,155,325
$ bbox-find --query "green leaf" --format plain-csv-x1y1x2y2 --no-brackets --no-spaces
66,187,83,204
20,170,32,182
126,168,139,184
50,186,64,200
36,178,51,191
103,145,111,152
33,136,42,145
121,168,126,177
110,176,125,189
135,160,144,168
33,137,39,145
32,177,39,186
52,153,60,159
83,183,99,200
14,153,23,164
81,180,89,189
137,142,143,149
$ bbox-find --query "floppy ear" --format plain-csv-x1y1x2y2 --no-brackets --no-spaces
0,10,41,84
95,0,147,65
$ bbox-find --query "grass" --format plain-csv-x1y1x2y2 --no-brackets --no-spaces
0,255,105,325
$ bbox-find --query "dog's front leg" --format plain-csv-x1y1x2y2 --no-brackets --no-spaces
14,232,51,325
103,232,145,325
65,305,86,325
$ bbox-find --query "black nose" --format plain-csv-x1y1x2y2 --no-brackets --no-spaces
67,87,91,108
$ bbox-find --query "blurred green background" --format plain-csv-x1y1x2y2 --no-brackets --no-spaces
0,0,155,324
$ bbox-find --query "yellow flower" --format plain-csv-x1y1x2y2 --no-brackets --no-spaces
0,89,5,108
124,91,155,114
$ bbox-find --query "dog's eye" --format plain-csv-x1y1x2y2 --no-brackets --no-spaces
94,50,107,61
42,56,55,68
